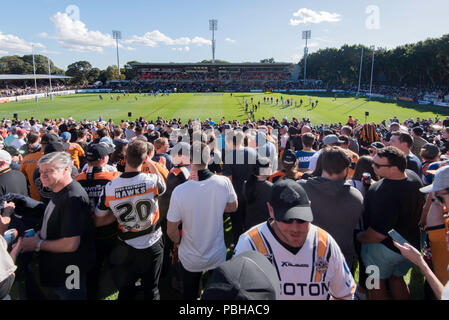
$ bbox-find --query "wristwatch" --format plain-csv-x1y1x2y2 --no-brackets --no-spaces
35,239,44,252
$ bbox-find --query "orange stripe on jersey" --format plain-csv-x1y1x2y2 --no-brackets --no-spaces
314,227,329,283
152,209,160,225
118,224,140,233
105,186,158,208
249,228,268,255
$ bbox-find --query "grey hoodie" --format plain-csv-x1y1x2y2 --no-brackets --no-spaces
298,177,363,269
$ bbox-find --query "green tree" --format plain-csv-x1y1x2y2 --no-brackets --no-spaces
260,58,275,63
66,61,93,85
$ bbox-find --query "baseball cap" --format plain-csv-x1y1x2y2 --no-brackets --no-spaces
4,145,20,157
420,143,440,159
323,134,344,146
282,149,297,166
420,166,449,193
270,179,313,222
86,143,113,162
0,150,12,165
17,129,27,136
370,142,385,149
147,124,155,131
201,251,280,300
60,132,71,141
44,142,65,154
41,133,59,145
99,137,115,150
113,138,129,148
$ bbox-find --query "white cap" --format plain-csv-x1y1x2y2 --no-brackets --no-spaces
0,150,12,165
147,124,155,131
420,166,449,193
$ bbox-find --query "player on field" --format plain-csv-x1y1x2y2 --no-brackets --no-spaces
234,180,356,300
95,139,166,300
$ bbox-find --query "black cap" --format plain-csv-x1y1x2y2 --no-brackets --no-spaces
370,142,385,149
270,180,313,222
282,149,297,166
41,133,59,144
44,142,65,154
86,143,113,161
4,145,20,157
202,251,280,300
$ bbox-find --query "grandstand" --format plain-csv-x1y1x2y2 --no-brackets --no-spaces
130,62,296,92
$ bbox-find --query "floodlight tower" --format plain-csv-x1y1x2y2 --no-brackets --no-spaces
209,19,218,63
302,30,311,85
357,46,364,96
112,30,122,82
369,45,375,97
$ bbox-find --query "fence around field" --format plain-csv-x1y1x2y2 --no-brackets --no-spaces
0,90,76,104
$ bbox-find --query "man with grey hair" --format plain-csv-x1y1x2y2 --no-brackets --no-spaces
21,151,95,300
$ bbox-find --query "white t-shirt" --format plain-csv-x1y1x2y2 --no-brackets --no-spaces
167,175,237,272
234,222,356,300
0,236,16,283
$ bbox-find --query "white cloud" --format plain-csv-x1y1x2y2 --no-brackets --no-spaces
225,38,236,44
290,8,341,25
171,46,190,52
191,36,212,46
37,32,49,38
0,31,46,54
126,31,211,48
49,12,134,52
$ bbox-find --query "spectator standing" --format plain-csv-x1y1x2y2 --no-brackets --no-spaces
167,142,238,300
95,140,166,300
234,180,356,300
299,146,363,269
21,152,95,300
357,146,425,300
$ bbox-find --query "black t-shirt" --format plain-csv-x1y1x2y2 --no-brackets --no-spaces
0,168,28,197
222,148,257,199
38,180,96,287
243,179,273,230
363,170,425,253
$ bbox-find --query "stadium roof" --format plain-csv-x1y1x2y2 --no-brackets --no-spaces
131,62,293,68
0,74,71,80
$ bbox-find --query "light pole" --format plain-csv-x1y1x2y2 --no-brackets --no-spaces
369,45,375,98
209,20,217,63
357,46,364,97
112,30,122,82
302,30,311,85
48,57,53,100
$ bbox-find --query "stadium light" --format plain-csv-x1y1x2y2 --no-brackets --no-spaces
48,56,53,99
209,19,217,63
112,30,122,82
302,30,311,85
369,45,375,98
357,46,364,97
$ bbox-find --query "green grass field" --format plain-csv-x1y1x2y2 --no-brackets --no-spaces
2,92,449,124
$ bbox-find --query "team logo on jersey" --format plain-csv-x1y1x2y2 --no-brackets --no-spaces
315,258,329,273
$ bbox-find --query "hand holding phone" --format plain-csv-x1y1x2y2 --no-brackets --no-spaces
388,229,409,246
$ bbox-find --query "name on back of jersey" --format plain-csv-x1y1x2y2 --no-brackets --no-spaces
115,183,147,199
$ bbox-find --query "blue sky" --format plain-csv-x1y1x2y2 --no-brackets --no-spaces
0,0,448,71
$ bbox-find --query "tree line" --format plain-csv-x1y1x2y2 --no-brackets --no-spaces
300,34,449,88
1,34,448,87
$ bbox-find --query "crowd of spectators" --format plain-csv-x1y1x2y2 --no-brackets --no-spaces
0,109,448,300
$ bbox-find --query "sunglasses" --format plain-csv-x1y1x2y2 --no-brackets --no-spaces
278,218,308,224
434,191,449,204
372,162,394,168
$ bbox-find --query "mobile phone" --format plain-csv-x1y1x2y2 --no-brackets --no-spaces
388,229,408,246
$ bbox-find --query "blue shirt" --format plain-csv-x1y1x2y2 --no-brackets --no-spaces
296,149,316,169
